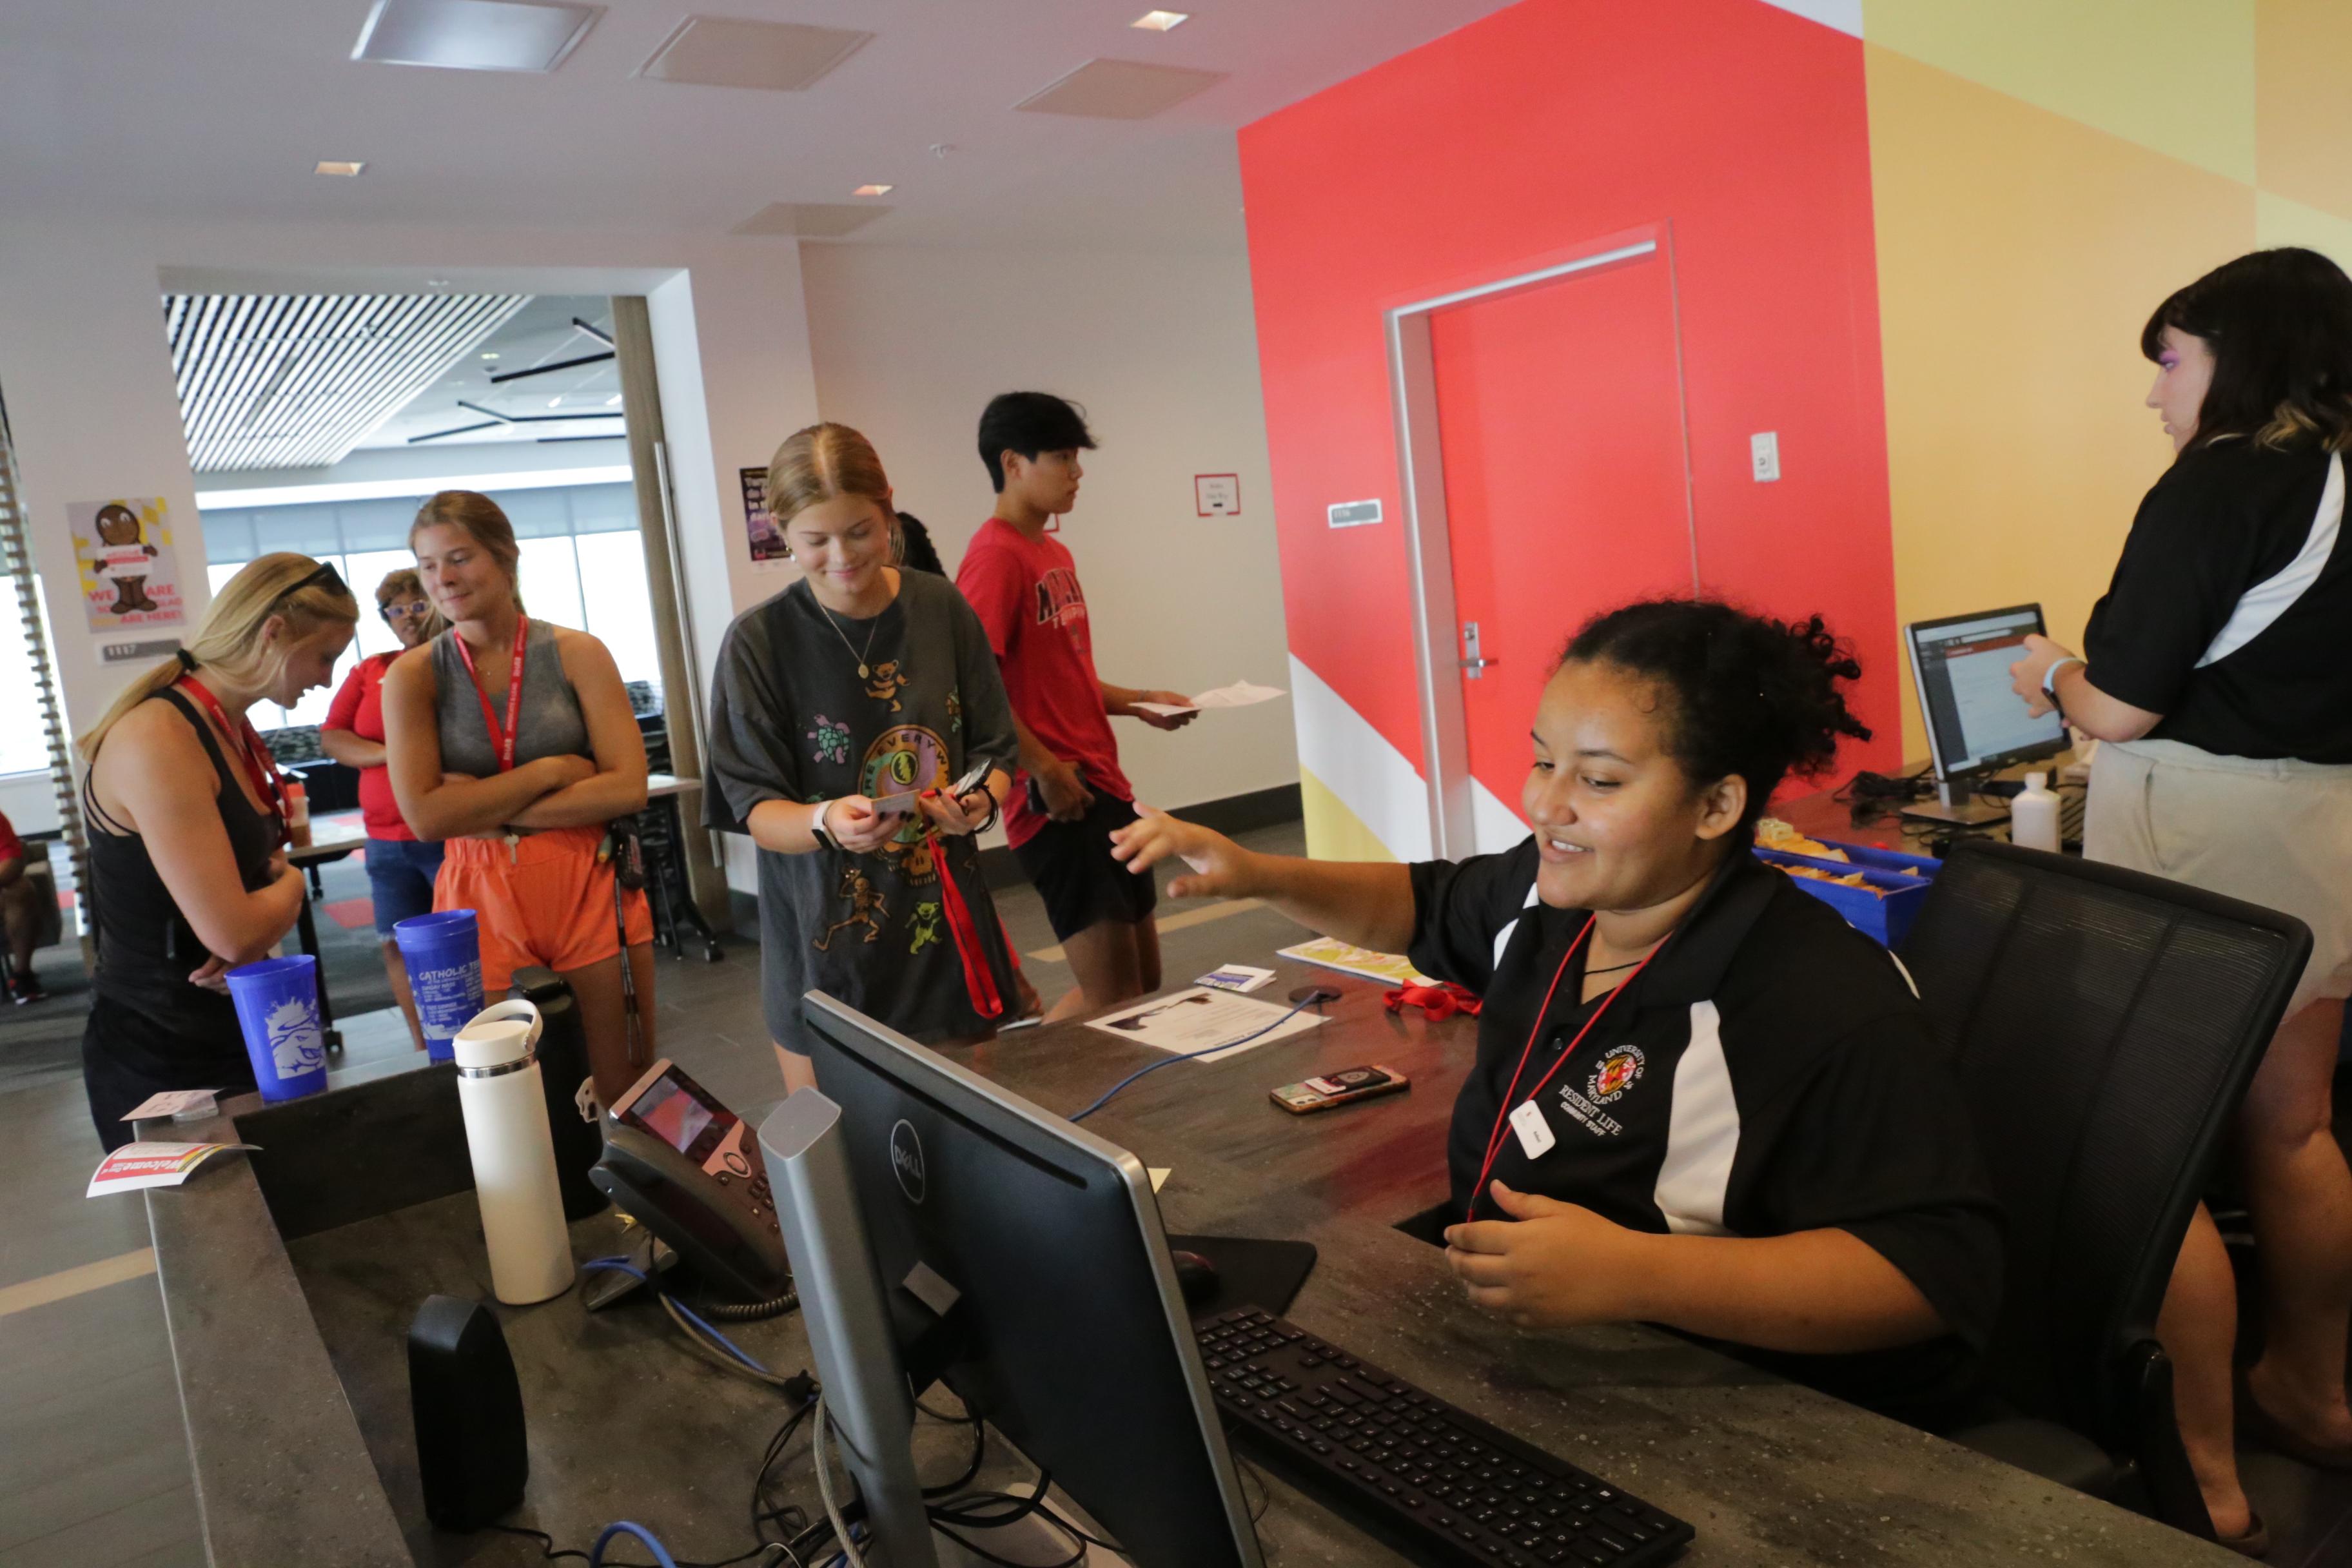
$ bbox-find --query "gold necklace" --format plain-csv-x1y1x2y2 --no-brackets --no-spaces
814,595,883,680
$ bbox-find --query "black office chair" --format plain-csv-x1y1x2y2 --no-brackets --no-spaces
1897,839,2311,1540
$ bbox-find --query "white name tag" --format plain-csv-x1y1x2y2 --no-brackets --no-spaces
1508,1099,1556,1161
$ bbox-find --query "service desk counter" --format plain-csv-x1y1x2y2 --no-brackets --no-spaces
141,964,2235,1566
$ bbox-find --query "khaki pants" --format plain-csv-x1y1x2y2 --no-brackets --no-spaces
2086,738,2352,1020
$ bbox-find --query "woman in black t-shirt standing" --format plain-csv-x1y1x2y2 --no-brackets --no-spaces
2010,248,2352,1549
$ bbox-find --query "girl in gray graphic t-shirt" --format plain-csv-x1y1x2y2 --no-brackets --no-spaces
705,424,1023,1081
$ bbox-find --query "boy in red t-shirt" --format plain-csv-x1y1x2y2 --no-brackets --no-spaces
0,810,47,1004
956,392,1196,1021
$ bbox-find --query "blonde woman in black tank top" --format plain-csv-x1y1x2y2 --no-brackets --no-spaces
381,490,654,1105
76,554,358,1149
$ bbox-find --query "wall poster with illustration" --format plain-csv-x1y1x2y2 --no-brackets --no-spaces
68,496,186,632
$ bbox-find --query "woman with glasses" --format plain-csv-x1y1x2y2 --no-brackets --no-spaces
382,491,654,1105
75,554,358,1149
320,568,446,1050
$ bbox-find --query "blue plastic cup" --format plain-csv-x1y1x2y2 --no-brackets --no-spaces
225,956,329,1102
395,910,484,1064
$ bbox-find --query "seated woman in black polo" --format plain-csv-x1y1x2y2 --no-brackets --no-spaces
1111,600,2003,1415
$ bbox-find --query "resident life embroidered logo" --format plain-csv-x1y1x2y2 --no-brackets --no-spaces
1554,1043,1645,1139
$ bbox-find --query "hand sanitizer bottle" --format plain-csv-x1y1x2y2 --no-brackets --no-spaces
2012,772,2062,853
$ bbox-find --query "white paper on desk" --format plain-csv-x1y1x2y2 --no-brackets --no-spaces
1084,986,1324,1062
86,1141,259,1198
1132,680,1287,718
119,1089,220,1122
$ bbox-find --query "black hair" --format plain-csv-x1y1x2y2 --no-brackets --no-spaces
977,391,1095,493
1560,599,1870,837
894,511,945,576
2141,247,2352,451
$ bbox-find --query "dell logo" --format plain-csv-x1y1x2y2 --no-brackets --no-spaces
889,1119,926,1204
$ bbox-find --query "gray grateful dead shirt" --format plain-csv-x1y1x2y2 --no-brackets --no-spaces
704,569,1021,1053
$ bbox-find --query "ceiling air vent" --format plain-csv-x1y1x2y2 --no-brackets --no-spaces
638,17,872,92
731,203,894,239
1014,58,1224,119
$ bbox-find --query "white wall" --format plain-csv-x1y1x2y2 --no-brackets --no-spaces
0,215,821,890
798,242,1296,816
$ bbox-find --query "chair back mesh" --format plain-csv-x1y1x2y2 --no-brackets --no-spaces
1899,839,2309,1444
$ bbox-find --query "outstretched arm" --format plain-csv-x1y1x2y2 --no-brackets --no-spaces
1110,807,1414,954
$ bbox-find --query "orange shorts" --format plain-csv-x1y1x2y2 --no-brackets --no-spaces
435,825,654,995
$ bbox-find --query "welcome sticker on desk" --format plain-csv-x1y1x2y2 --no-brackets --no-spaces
87,1141,258,1199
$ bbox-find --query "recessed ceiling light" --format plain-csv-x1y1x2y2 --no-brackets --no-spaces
352,0,603,74
315,161,367,177
853,184,894,197
605,395,622,406
547,397,564,408
481,351,500,361
425,277,450,287
1132,10,1189,30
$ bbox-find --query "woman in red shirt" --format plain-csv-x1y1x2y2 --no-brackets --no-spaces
320,569,445,1050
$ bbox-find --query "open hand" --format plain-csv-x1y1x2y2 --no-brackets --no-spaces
1134,690,1200,732
823,795,901,854
1108,807,1250,899
1443,1181,1654,1331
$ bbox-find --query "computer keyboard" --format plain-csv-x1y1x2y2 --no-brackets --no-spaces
1195,1307,1694,1566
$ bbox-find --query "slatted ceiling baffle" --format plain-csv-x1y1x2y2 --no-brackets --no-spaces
0,395,87,939
162,292,531,473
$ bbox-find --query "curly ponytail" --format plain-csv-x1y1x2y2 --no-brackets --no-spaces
1560,600,1870,836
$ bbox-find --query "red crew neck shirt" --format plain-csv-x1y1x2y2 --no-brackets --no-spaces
322,650,418,841
956,517,1132,848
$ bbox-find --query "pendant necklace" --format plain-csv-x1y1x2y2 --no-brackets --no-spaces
816,596,883,680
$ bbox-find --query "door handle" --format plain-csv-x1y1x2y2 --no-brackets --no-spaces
1459,621,1494,680
1458,657,1498,671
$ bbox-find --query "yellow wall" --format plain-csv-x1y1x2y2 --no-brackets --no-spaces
1298,766,1398,865
1863,0,2352,760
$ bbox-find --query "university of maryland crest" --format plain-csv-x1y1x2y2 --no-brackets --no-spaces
1589,1044,1646,1104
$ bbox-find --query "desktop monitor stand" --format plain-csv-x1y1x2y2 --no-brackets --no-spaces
1898,773,2010,828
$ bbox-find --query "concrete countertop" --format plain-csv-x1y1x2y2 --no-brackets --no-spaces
137,965,2237,1565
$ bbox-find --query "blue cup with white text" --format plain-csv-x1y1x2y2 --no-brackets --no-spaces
225,956,329,1102
394,910,484,1063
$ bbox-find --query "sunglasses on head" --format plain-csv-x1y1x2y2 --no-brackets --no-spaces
277,561,348,605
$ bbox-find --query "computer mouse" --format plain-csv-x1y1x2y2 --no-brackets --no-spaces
1170,1249,1220,1309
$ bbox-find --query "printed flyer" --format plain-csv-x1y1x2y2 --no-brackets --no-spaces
68,496,186,632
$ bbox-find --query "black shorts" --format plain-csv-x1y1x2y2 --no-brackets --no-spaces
1013,792,1159,943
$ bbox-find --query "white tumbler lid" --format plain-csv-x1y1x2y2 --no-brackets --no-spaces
453,999,542,1071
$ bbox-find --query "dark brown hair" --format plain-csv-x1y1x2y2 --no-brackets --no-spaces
2142,247,2352,451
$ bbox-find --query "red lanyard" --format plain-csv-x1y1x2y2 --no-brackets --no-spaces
1467,914,1667,1220
453,617,528,773
173,676,286,839
927,827,1006,1021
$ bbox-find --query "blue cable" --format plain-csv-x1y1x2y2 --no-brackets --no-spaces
1069,997,1315,1123
589,1520,679,1568
580,1257,776,1379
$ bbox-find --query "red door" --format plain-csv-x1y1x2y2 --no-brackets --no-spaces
1431,253,1696,840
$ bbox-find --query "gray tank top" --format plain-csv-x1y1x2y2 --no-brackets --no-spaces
431,619,590,776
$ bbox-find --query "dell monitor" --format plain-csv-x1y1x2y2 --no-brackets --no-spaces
1903,604,2069,824
767,990,1263,1568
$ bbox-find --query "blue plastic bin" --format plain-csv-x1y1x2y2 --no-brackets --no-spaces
1753,846,1934,948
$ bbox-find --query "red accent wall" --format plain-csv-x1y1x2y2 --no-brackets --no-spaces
1241,0,1900,785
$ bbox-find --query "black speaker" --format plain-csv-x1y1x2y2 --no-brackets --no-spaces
509,966,609,1220
407,1294,528,1530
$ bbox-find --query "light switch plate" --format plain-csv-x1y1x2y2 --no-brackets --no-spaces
1750,431,1781,482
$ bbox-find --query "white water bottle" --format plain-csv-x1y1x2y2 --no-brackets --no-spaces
2012,771,2061,853
453,999,574,1304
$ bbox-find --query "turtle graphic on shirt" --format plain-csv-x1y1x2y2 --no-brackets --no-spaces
806,714,850,765
92,504,162,614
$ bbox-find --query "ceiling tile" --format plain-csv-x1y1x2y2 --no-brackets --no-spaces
351,0,603,74
637,17,872,92
1015,58,1226,119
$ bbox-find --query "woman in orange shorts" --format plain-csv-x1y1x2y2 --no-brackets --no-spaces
382,490,654,1104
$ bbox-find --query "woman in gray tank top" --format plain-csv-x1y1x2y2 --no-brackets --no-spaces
382,490,655,1105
